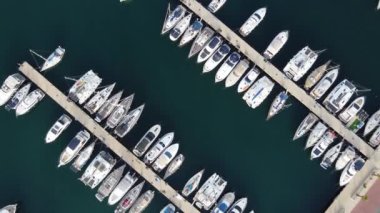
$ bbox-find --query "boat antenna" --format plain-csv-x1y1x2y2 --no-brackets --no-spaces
352,81,371,94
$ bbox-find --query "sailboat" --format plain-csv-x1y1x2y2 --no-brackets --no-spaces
30,46,65,72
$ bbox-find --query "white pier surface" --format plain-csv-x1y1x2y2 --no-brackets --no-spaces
180,0,374,158
18,62,200,213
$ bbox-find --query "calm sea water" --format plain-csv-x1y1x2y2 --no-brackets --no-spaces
0,0,380,212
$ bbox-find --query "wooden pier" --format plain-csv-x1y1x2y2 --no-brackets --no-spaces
180,0,374,158
18,62,200,213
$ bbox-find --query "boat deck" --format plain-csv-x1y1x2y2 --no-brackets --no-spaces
18,62,199,213
180,0,373,157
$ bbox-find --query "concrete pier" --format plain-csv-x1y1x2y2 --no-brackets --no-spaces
180,0,374,158
18,62,199,213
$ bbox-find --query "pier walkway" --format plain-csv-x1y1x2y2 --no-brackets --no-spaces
180,0,374,158
18,62,199,213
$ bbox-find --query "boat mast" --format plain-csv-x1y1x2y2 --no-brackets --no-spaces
29,49,47,61
64,76,78,82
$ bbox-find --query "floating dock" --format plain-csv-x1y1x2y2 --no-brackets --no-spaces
18,62,200,213
180,0,374,158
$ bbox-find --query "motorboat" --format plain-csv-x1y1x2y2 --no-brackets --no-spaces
227,197,248,213
335,146,356,171
58,130,91,167
160,203,176,213
197,36,223,63
369,127,380,147
339,157,365,186
207,0,227,13
152,143,179,172
203,44,231,73
338,96,365,124
133,124,162,157
309,68,339,100
45,114,72,143
263,30,289,60
239,8,267,37
237,67,260,93
215,52,241,83
310,130,337,160
211,192,235,213
0,73,25,106
143,132,174,165
15,89,45,116
225,59,250,88
0,204,17,213
5,83,31,111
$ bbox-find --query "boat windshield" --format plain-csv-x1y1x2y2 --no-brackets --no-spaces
145,132,156,141
164,152,173,159
68,137,81,150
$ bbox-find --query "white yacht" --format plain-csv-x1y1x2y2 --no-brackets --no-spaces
15,89,45,116
45,114,72,143
369,127,380,147
207,0,227,13
182,169,205,197
71,141,96,172
339,157,365,186
335,146,356,171
152,143,179,172
0,204,17,213
143,132,174,164
267,91,289,120
188,27,215,58
95,90,123,123
0,73,25,106
203,44,231,73
363,109,380,137
67,70,102,104
115,181,145,213
305,122,327,149
293,113,318,140
304,60,331,90
108,171,139,205
5,83,31,111
30,46,65,72
133,124,162,157
163,154,185,180
129,190,155,213
237,67,260,93
95,164,126,202
309,68,339,100
225,59,250,88
179,19,203,47
310,130,337,160
211,192,235,213
320,141,343,169
169,13,193,41
215,52,241,83
161,4,186,35
239,8,267,37
114,104,145,138
323,79,356,114
160,204,176,213
338,96,365,124
106,94,134,129
227,197,248,213
193,173,227,210
80,151,117,189
283,46,319,82
84,83,116,114
263,30,289,60
243,76,275,109
58,130,91,167
197,36,223,63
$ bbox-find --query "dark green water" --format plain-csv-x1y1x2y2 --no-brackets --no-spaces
0,0,380,212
